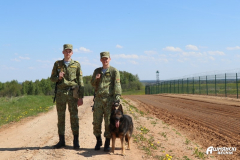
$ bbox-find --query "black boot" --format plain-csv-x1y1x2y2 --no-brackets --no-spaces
95,136,102,150
73,135,80,149
54,135,65,149
104,138,110,152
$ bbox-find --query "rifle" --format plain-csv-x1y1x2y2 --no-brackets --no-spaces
91,93,96,112
53,82,58,103
53,67,63,103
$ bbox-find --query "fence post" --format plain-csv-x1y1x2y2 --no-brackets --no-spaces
164,81,166,93
225,73,227,97
193,77,194,94
206,76,208,95
237,73,238,99
215,75,217,96
170,81,172,93
178,79,179,94
174,80,175,93
199,76,200,95
165,81,166,93
182,79,184,94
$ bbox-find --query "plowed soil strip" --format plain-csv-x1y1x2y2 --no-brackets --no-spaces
124,94,240,158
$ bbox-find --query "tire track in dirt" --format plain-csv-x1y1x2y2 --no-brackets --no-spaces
124,94,240,159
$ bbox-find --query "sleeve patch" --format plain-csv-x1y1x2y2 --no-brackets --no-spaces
80,70,83,76
116,79,120,83
70,66,77,68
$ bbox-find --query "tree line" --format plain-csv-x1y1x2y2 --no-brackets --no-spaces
0,71,143,97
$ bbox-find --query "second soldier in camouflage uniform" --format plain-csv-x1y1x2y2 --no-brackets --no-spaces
50,44,84,149
91,51,122,151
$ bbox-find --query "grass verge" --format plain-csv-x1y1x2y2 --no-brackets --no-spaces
0,95,54,127
122,87,145,95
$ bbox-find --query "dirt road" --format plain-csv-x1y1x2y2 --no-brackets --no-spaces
0,94,239,160
0,96,144,160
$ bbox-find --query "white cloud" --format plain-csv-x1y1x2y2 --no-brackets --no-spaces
19,56,30,60
11,58,20,62
40,64,52,69
1,65,17,70
129,60,138,64
181,52,203,57
75,57,99,68
208,51,225,55
186,45,198,51
163,46,182,52
209,56,215,60
28,67,35,70
73,47,92,53
113,54,139,59
139,55,168,63
11,56,30,62
144,50,157,55
116,44,123,48
37,60,51,63
159,58,168,63
177,58,190,62
226,46,240,50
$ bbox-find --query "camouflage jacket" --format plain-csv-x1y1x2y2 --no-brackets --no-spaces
50,59,84,98
91,66,122,101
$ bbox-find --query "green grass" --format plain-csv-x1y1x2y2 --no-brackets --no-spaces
0,95,54,127
122,87,145,95
193,147,205,159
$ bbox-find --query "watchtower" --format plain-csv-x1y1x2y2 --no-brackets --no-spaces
156,70,159,84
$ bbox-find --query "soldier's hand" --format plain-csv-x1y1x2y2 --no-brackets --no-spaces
59,71,65,80
78,98,83,106
96,74,101,79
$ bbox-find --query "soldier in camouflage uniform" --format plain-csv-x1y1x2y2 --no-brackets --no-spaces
91,51,122,152
50,44,84,149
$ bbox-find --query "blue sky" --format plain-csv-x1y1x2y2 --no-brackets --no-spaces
1,0,240,82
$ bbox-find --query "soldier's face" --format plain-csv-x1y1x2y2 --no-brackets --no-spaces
101,57,111,67
62,49,73,59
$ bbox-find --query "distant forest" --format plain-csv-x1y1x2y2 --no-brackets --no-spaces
0,71,143,97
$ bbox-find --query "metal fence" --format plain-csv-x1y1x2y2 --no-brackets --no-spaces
145,73,240,99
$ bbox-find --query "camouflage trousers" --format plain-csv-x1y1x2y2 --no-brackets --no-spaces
92,96,113,138
56,90,79,135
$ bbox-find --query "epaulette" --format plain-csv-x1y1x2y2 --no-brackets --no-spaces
74,60,79,63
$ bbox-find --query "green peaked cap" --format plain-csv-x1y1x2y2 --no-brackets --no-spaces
63,44,73,50
100,51,110,58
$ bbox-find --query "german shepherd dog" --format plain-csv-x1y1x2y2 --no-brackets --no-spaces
110,104,133,155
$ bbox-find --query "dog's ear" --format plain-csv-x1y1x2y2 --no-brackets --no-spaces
118,104,123,113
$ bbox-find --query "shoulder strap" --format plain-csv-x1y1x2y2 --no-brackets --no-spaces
57,60,64,72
